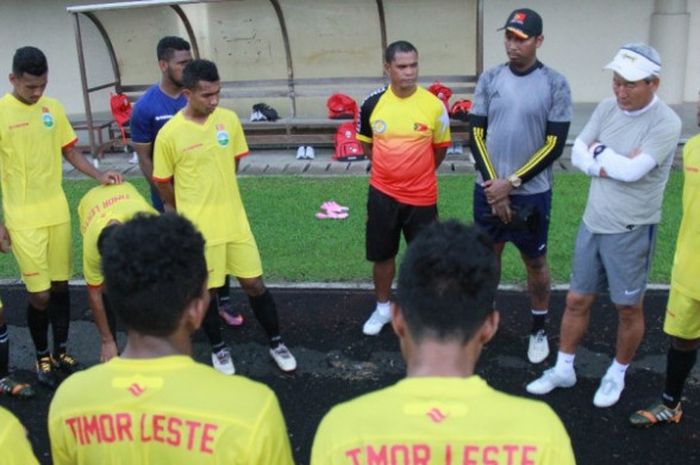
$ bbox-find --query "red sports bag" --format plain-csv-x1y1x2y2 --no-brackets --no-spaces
333,122,365,161
327,93,358,120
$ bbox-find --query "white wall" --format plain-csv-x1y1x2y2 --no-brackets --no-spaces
0,0,114,116
0,0,697,120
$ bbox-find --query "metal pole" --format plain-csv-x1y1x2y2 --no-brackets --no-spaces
72,13,97,156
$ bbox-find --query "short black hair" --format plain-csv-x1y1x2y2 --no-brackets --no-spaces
397,220,498,344
384,40,418,63
182,59,219,90
12,46,47,77
100,213,207,337
156,36,191,61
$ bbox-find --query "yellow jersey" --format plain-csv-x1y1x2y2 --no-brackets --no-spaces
0,93,76,230
49,355,293,465
152,108,251,246
0,405,40,465
78,182,156,287
671,133,700,300
311,376,575,465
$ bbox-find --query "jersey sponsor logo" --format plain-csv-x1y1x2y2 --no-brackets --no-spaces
216,125,230,147
426,407,447,423
184,143,204,152
128,383,145,397
372,120,387,135
9,121,29,130
623,288,640,296
413,122,429,132
42,107,54,128
154,114,175,122
345,443,539,465
63,412,218,454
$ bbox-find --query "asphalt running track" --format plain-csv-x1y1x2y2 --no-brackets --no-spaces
0,285,698,465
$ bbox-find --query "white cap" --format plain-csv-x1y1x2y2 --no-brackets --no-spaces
604,43,661,81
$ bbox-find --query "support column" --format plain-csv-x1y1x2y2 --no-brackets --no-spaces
650,0,689,104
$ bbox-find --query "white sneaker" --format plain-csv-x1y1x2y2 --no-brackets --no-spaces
305,146,315,160
270,343,297,372
362,309,391,336
527,330,550,364
128,151,139,164
296,146,306,160
593,373,624,408
526,368,576,395
211,347,235,375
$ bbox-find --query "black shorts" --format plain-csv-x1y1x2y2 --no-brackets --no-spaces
473,183,551,258
366,185,438,262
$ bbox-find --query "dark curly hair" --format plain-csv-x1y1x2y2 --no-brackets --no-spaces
384,40,417,63
397,220,498,344
156,36,191,61
182,59,219,90
12,46,47,77
99,213,207,337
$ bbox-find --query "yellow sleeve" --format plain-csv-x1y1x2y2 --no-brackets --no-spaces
83,238,103,287
0,409,39,465
432,101,451,146
230,113,250,158
153,129,175,181
48,393,76,465
310,412,335,465
54,101,78,149
541,410,577,465
247,393,294,465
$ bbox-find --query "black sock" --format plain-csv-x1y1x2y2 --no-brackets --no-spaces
217,276,231,307
49,290,71,355
249,290,281,347
201,297,224,349
27,303,49,357
0,324,8,378
531,309,547,333
662,346,698,408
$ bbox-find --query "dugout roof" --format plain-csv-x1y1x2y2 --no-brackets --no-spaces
67,0,483,153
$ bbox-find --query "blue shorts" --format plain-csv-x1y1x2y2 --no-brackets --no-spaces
473,184,551,258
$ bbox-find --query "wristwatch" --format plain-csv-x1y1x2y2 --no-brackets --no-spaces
593,144,607,158
507,174,522,188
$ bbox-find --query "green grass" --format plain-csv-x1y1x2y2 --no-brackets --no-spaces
0,172,683,284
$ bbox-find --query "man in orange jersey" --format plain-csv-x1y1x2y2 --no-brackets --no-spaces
357,40,451,336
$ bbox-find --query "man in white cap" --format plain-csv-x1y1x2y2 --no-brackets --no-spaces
526,43,681,408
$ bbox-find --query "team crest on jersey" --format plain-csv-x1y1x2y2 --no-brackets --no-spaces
216,124,229,146
414,122,429,132
42,107,54,128
372,120,387,134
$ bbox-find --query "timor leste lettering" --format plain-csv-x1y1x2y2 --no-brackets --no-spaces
82,194,132,231
64,412,218,454
344,443,539,465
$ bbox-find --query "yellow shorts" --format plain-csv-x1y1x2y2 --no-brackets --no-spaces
664,287,700,340
9,222,72,293
205,233,263,289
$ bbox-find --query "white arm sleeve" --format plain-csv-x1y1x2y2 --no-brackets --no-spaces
596,149,657,182
571,138,601,177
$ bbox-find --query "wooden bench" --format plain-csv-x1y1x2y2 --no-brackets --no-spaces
110,75,475,151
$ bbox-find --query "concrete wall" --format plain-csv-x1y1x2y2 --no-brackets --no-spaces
0,0,697,119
